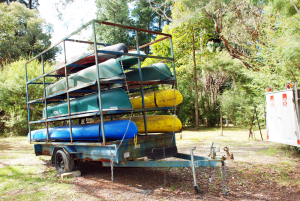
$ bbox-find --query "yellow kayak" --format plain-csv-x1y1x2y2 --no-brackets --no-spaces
130,89,183,109
120,115,182,134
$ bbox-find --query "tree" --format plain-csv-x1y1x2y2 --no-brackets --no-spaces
94,0,135,46
0,2,58,66
0,58,54,136
132,0,171,53
0,0,39,9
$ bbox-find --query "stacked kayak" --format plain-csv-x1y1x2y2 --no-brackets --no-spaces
43,88,131,118
125,63,173,81
31,43,181,142
28,120,138,142
46,59,124,96
46,61,173,96
118,115,182,134
116,50,146,69
130,89,183,109
55,43,128,75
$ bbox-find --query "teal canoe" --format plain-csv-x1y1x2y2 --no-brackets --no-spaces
125,63,173,81
116,51,146,69
43,88,131,118
46,59,124,96
46,61,173,96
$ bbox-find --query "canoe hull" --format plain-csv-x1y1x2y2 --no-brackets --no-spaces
120,115,182,134
125,63,173,81
55,43,128,75
130,89,183,109
43,88,132,118
28,120,138,142
46,59,124,96
116,51,146,69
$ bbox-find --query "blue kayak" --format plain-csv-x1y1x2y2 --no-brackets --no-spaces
28,120,138,142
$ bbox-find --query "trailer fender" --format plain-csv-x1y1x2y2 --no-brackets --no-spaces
51,146,81,164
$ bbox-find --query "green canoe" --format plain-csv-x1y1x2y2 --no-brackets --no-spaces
46,59,124,96
116,51,146,69
125,63,173,81
43,88,132,118
46,61,173,96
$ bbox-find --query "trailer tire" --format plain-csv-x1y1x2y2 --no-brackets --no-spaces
55,150,74,174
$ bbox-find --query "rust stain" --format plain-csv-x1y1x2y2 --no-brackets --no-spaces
100,159,112,163
83,157,112,163
83,157,102,162
42,150,51,156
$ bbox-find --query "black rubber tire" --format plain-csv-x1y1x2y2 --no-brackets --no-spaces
146,145,178,160
55,150,74,174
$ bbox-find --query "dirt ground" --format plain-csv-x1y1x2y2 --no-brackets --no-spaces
1,128,300,200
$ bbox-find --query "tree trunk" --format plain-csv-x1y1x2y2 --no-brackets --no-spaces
226,114,229,127
220,107,223,136
192,27,199,129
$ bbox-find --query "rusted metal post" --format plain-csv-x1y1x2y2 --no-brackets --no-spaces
190,147,199,194
63,40,74,143
93,20,106,143
135,30,148,135
41,55,50,142
169,37,176,82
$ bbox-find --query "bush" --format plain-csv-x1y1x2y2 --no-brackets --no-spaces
0,58,54,136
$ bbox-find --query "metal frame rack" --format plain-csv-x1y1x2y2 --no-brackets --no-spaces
25,20,227,194
26,20,177,145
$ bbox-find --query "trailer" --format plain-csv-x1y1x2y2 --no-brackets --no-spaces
25,20,227,194
266,83,300,147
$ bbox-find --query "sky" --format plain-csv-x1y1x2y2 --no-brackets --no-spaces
38,0,97,62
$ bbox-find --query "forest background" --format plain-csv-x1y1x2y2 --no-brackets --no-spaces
1,0,300,136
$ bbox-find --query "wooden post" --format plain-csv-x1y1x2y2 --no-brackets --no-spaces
192,27,199,129
255,107,263,141
220,107,223,136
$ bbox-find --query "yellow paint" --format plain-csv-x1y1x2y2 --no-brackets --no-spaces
130,89,183,109
121,115,182,134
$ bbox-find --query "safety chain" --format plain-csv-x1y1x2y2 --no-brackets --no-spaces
107,55,134,199
163,147,166,185
220,161,228,195
107,146,114,199
153,64,177,187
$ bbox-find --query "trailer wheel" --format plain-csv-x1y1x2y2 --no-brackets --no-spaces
55,150,74,174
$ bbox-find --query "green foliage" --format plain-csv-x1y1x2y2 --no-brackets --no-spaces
131,0,170,53
0,0,39,9
94,0,171,49
0,58,54,136
0,2,58,66
95,0,134,46
268,0,300,16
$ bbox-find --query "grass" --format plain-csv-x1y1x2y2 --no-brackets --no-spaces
0,165,78,200
176,126,300,190
0,137,97,201
0,127,300,200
